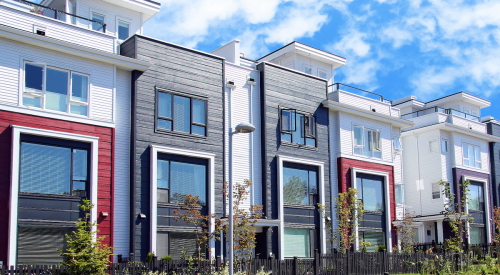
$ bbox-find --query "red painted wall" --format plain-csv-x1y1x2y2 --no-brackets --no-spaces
0,110,113,264
337,157,397,246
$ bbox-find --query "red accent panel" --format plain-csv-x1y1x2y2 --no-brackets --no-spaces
337,157,397,245
0,110,113,263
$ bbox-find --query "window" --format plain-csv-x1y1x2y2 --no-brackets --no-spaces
303,66,312,74
470,227,485,245
359,232,385,252
469,182,484,211
19,135,89,196
393,136,402,150
357,174,384,212
17,225,73,265
353,126,381,158
280,108,316,147
284,228,311,257
463,143,481,168
117,20,130,40
318,70,327,79
429,139,438,153
395,184,404,204
156,231,197,260
23,62,89,116
91,12,105,32
282,164,317,205
157,155,207,206
441,139,448,153
156,90,207,136
432,183,441,199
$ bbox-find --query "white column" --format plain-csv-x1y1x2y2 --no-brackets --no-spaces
436,220,444,243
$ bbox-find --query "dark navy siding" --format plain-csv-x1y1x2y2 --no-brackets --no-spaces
487,122,500,208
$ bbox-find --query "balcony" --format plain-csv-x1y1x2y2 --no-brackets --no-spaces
0,0,115,52
401,106,486,133
329,83,400,118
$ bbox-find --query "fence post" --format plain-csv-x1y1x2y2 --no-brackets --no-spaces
346,251,351,275
314,249,320,275
293,256,298,275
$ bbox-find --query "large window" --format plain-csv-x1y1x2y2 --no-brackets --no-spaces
157,155,207,206
17,225,73,265
470,227,485,245
23,62,89,116
282,164,317,205
359,231,385,252
156,90,207,136
463,143,481,168
284,228,311,257
280,108,316,147
156,231,198,260
469,182,484,212
19,135,89,196
357,174,384,212
353,126,381,158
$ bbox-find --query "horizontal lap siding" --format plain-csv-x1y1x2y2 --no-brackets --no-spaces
0,37,115,123
0,110,113,264
487,123,500,207
0,5,113,52
259,63,330,254
127,36,224,261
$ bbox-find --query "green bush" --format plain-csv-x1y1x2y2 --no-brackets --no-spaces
160,255,173,261
145,252,155,263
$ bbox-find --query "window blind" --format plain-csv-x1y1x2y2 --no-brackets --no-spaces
284,228,310,258
17,225,72,265
170,232,197,260
156,232,169,259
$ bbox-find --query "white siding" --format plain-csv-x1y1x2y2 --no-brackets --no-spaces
0,37,115,123
329,110,340,230
449,115,486,133
393,127,404,219
113,68,131,262
0,3,114,52
225,63,262,212
211,41,239,65
405,112,447,131
440,130,453,183
402,135,421,215
452,132,489,174
295,53,332,81
338,112,393,163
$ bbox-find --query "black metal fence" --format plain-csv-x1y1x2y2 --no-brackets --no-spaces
0,250,482,275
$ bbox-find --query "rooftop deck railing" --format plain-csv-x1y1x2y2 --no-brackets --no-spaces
332,83,392,104
9,0,106,33
401,106,480,122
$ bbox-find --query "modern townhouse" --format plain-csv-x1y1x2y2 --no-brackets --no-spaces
394,93,500,246
322,84,414,252
0,0,160,266
484,118,500,209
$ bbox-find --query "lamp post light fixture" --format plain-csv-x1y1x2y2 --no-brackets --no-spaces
229,122,255,275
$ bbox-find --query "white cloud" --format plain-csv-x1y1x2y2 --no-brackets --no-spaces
381,26,413,48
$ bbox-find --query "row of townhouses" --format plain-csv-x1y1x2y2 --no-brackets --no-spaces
1,0,500,267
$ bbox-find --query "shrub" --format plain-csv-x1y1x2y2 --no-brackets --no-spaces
160,255,173,261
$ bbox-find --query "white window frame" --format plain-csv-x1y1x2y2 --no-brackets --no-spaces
462,143,481,168
90,10,106,32
277,155,325,259
8,125,99,267
22,61,90,117
116,17,131,41
317,69,327,79
428,138,439,154
432,182,441,199
351,168,392,252
393,136,402,151
150,145,215,258
303,64,312,74
352,125,382,158
441,139,448,153
462,176,491,245
395,184,404,205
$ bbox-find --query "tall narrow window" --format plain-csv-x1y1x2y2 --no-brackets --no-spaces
156,90,207,136
393,136,402,150
469,182,484,211
429,139,438,153
432,183,441,199
357,174,384,212
395,185,404,204
70,73,89,115
282,164,317,205
280,108,316,147
441,139,448,153
463,143,481,168
353,126,381,158
117,21,130,40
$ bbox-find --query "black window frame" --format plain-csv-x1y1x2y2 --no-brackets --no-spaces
279,106,317,147
19,134,91,198
155,88,208,137
282,162,318,206
157,153,209,207
357,173,385,213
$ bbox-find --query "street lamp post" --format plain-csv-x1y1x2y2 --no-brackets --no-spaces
229,122,255,275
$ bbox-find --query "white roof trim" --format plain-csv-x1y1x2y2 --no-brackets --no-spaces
0,24,150,71
401,122,500,142
322,99,415,128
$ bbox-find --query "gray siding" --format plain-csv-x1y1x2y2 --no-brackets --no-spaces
257,63,331,256
487,122,500,207
122,36,224,260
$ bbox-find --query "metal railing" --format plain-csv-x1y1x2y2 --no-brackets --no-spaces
332,83,392,104
9,0,106,33
401,106,480,122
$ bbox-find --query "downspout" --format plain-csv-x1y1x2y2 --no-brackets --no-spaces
413,132,423,216
249,82,254,206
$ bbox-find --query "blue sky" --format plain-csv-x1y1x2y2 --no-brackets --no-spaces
144,0,500,118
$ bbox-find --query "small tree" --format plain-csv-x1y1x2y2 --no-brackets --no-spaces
60,199,114,275
321,188,364,253
440,179,473,253
223,179,264,261
396,211,417,253
173,194,221,261
492,206,500,262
